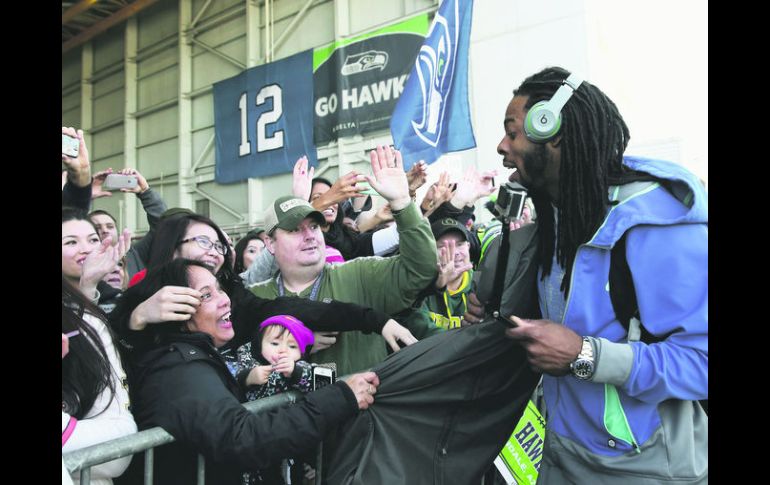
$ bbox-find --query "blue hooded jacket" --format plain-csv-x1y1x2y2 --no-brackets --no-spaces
542,156,707,461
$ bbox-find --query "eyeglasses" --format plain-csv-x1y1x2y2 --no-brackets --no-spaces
178,236,226,255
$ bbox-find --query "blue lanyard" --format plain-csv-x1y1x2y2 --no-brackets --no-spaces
276,269,325,301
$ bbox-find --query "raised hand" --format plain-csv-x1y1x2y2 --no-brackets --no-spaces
435,243,455,289
312,172,367,211
366,145,410,211
128,285,203,330
79,229,132,297
451,167,498,208
61,127,92,188
420,171,454,216
292,155,314,201
406,160,428,195
91,169,114,199
117,167,150,194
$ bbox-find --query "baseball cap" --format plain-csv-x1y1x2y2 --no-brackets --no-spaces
263,196,325,235
431,217,471,242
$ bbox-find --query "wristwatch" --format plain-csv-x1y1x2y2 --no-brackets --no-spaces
570,337,595,380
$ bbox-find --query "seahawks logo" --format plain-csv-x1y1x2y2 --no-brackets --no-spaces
410,0,459,147
340,50,389,76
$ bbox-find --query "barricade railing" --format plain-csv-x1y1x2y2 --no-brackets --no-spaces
63,390,306,485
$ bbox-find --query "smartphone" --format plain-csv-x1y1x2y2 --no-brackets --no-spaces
312,365,336,391
356,181,378,196
103,174,139,191
62,134,79,158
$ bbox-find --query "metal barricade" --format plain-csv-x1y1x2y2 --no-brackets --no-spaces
63,390,305,485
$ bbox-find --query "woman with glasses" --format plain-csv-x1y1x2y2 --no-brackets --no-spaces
114,211,415,358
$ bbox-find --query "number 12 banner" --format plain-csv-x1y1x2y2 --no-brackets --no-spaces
213,49,318,183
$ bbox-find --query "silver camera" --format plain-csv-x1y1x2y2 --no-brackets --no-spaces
492,183,527,221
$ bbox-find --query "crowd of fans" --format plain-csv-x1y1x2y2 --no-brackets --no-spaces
62,65,707,485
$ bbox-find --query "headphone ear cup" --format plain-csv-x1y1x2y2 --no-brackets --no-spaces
524,101,561,143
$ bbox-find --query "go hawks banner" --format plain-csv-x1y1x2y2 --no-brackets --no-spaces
212,16,429,182
313,15,429,144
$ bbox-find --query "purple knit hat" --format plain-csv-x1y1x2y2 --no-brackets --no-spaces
259,315,315,354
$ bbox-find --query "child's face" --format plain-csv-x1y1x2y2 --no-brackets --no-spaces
261,326,302,364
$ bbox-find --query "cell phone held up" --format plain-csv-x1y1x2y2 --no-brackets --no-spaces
103,174,139,191
312,365,336,391
62,134,79,158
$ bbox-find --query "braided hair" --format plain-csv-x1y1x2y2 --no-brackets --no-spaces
514,67,638,293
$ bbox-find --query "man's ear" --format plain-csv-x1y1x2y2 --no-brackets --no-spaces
548,134,563,148
264,235,276,255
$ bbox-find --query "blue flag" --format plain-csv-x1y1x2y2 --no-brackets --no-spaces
390,0,475,169
213,49,317,183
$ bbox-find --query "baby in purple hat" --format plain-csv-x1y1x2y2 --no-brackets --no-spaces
227,316,316,483
233,315,316,402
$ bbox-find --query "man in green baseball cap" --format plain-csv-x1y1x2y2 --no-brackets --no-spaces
263,195,326,236
254,145,441,375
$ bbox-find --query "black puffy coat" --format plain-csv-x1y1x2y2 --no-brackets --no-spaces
126,331,357,485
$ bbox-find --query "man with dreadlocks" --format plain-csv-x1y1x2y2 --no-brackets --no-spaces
466,66,708,483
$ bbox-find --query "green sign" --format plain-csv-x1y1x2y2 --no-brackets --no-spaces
312,14,429,143
496,400,546,485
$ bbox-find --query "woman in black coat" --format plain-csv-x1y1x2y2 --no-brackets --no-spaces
112,259,380,485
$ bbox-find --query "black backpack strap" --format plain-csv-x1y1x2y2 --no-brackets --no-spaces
609,231,673,344
609,230,707,415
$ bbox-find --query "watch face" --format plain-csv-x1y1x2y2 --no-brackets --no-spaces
572,359,594,380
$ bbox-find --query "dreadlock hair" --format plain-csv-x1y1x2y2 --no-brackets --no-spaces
514,66,639,294
62,276,117,420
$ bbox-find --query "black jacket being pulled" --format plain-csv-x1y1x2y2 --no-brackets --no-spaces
326,321,540,485
126,331,358,485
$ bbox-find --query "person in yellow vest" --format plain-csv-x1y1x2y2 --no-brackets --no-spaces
420,218,475,330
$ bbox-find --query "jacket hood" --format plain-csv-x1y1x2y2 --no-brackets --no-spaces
590,156,708,247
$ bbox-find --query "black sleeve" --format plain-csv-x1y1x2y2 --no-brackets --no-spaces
137,188,168,229
289,361,314,392
342,195,372,218
62,181,92,211
428,200,464,224
235,367,252,390
108,292,159,355
152,361,357,470
350,231,375,259
229,283,391,349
